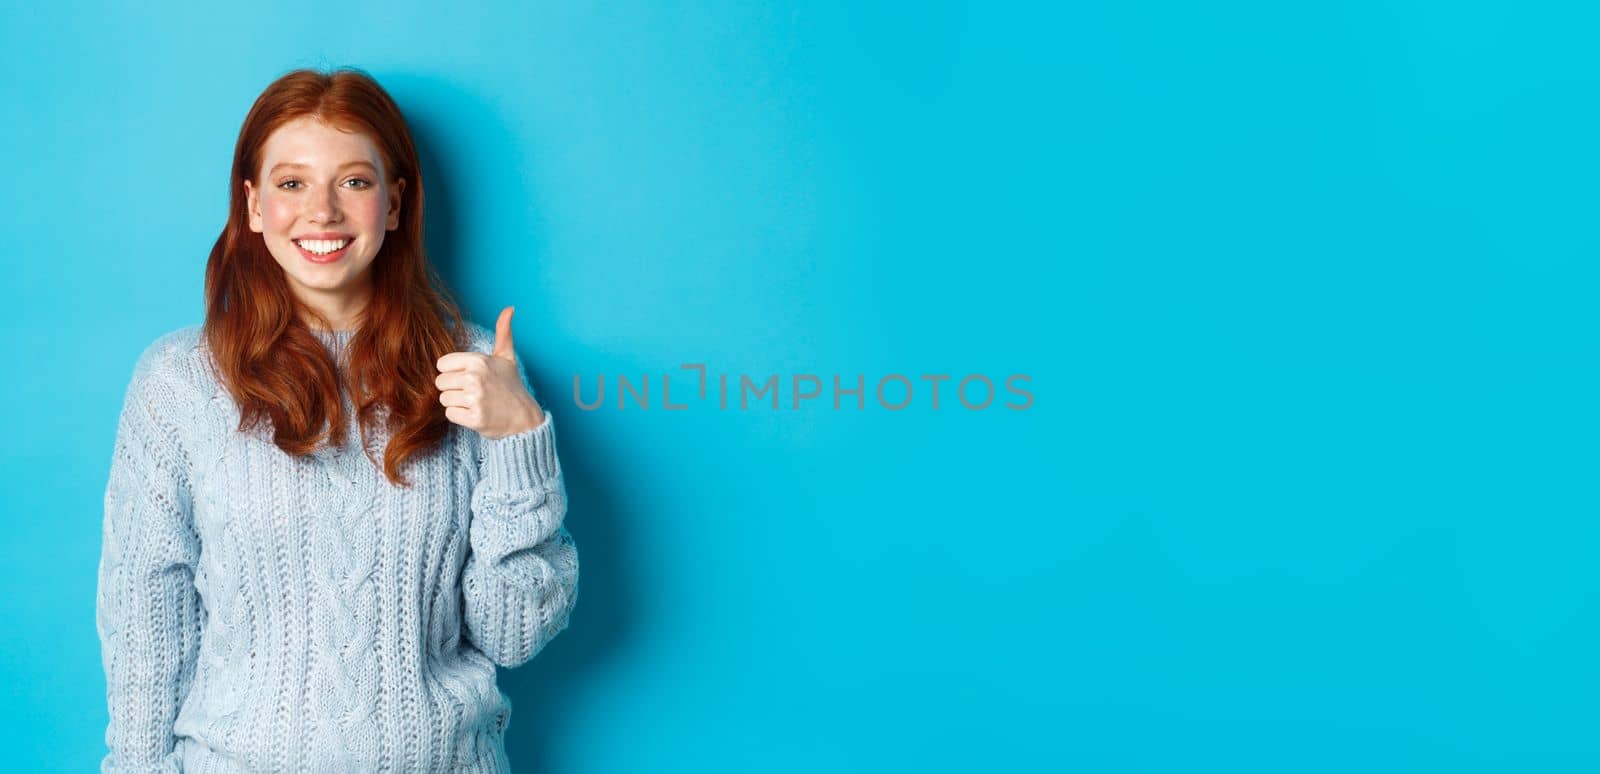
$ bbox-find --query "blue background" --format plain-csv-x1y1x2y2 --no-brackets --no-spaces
2,1,1596,771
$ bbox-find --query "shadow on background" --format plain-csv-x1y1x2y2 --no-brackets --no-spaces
393,71,633,772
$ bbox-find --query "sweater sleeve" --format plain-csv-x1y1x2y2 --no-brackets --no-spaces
95,341,204,773
460,344,579,668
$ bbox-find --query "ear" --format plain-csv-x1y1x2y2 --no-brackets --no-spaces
387,178,406,231
243,180,263,233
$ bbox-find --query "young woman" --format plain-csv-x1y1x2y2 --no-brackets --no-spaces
95,68,578,772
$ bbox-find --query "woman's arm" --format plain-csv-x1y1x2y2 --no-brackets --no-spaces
96,338,204,773
460,348,580,668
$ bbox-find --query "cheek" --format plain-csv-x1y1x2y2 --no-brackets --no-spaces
262,197,298,229
351,196,388,226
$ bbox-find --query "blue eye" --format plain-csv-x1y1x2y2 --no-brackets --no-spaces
345,178,372,189
278,179,301,190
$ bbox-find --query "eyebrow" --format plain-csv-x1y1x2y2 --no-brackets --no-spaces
268,160,379,175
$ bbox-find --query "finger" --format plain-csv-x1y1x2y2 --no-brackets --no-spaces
444,405,474,426
438,388,474,408
492,306,516,362
436,351,488,373
434,371,476,392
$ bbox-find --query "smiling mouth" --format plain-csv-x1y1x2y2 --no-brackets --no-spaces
294,238,352,255
293,237,353,263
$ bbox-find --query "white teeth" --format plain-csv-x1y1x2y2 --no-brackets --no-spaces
295,238,350,255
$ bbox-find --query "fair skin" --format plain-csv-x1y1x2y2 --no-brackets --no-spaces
244,115,393,332
244,116,544,439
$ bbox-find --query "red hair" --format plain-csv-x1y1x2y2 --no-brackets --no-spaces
204,67,466,488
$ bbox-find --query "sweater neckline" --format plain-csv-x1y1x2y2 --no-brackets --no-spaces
308,327,358,352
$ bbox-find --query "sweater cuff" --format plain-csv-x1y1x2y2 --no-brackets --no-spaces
481,410,561,492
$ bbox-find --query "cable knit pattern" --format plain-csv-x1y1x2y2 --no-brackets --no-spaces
95,322,579,773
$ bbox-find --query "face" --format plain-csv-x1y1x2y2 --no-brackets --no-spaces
243,116,405,322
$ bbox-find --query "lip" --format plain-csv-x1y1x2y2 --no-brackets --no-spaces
294,237,354,264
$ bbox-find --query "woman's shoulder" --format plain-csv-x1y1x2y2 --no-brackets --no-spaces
459,319,496,355
134,324,204,368
126,324,211,403
111,325,214,462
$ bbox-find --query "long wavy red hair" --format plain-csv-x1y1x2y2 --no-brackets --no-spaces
204,67,466,488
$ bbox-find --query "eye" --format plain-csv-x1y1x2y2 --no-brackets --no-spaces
277,179,301,190
344,178,373,189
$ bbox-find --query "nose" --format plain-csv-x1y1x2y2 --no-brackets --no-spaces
307,183,342,224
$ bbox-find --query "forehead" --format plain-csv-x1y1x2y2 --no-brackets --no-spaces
259,116,384,173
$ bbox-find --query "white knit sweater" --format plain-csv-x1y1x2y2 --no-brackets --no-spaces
95,322,578,772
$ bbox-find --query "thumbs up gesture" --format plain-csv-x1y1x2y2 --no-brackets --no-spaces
435,306,546,440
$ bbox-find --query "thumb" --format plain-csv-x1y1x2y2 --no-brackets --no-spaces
492,305,517,361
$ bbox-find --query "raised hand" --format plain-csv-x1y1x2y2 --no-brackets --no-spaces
435,306,546,439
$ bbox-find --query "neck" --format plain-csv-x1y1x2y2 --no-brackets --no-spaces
296,283,372,332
